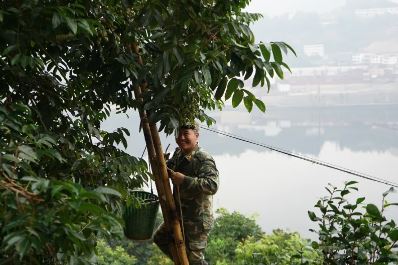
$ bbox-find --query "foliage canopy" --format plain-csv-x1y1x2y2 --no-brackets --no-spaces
0,0,294,263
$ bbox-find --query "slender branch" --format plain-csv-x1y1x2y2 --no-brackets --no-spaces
0,176,44,203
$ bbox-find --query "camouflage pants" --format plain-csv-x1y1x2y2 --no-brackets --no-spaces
153,221,210,265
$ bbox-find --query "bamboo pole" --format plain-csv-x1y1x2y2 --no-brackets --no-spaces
149,123,189,264
131,43,188,264
133,86,181,264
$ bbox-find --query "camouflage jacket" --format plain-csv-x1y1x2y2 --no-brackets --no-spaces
167,146,219,230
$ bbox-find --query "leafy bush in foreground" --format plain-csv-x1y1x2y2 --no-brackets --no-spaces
309,181,398,264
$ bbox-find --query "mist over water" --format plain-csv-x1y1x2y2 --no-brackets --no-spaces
196,105,398,238
102,104,398,238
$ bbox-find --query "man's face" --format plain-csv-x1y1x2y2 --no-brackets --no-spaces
176,128,199,154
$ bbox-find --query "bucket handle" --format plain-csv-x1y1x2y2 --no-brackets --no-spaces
141,143,171,196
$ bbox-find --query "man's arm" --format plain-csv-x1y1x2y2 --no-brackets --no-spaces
178,154,219,195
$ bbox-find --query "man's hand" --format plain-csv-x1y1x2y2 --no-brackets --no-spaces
167,168,185,185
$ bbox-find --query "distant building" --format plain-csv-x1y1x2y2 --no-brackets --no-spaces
290,65,367,77
355,7,398,18
352,53,398,65
303,44,325,57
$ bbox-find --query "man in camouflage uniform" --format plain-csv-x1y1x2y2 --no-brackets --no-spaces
153,124,219,265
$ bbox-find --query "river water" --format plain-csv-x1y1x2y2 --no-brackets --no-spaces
102,104,398,239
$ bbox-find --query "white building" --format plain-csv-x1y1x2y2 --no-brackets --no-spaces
355,7,398,18
290,65,367,77
352,53,398,65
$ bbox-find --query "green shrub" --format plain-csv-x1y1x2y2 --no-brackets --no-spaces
309,181,398,264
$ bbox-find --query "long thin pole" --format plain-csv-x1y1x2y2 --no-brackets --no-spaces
133,85,179,262
132,43,189,264
150,123,189,264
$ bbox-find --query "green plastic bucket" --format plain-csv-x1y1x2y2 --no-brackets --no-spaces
123,190,159,240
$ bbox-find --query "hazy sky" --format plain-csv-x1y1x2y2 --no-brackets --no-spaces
245,0,346,16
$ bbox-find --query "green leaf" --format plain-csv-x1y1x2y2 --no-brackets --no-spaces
346,181,358,186
163,51,170,74
264,63,274,78
11,53,21,66
51,184,66,197
281,62,292,73
330,203,340,213
26,227,39,238
265,76,271,92
232,90,244,108
311,241,319,249
172,47,183,65
202,66,212,85
225,78,238,100
36,135,56,147
18,145,38,163
2,154,19,163
308,211,317,222
121,127,130,136
271,62,284,79
340,190,350,197
259,42,271,61
252,68,262,87
383,187,395,197
271,43,283,63
76,202,105,215
121,136,127,149
243,97,253,112
6,235,23,246
213,59,223,72
244,66,253,80
65,17,78,34
3,45,17,56
356,197,366,204
389,229,398,241
78,19,93,35
18,238,30,257
281,42,297,56
95,186,122,197
21,176,39,183
275,41,288,54
366,204,382,219
242,89,254,98
254,99,266,112
2,164,15,178
215,77,227,100
194,70,200,84
52,13,61,29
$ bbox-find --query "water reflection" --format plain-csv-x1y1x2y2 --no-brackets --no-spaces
101,104,398,238
211,142,398,238
201,105,398,156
